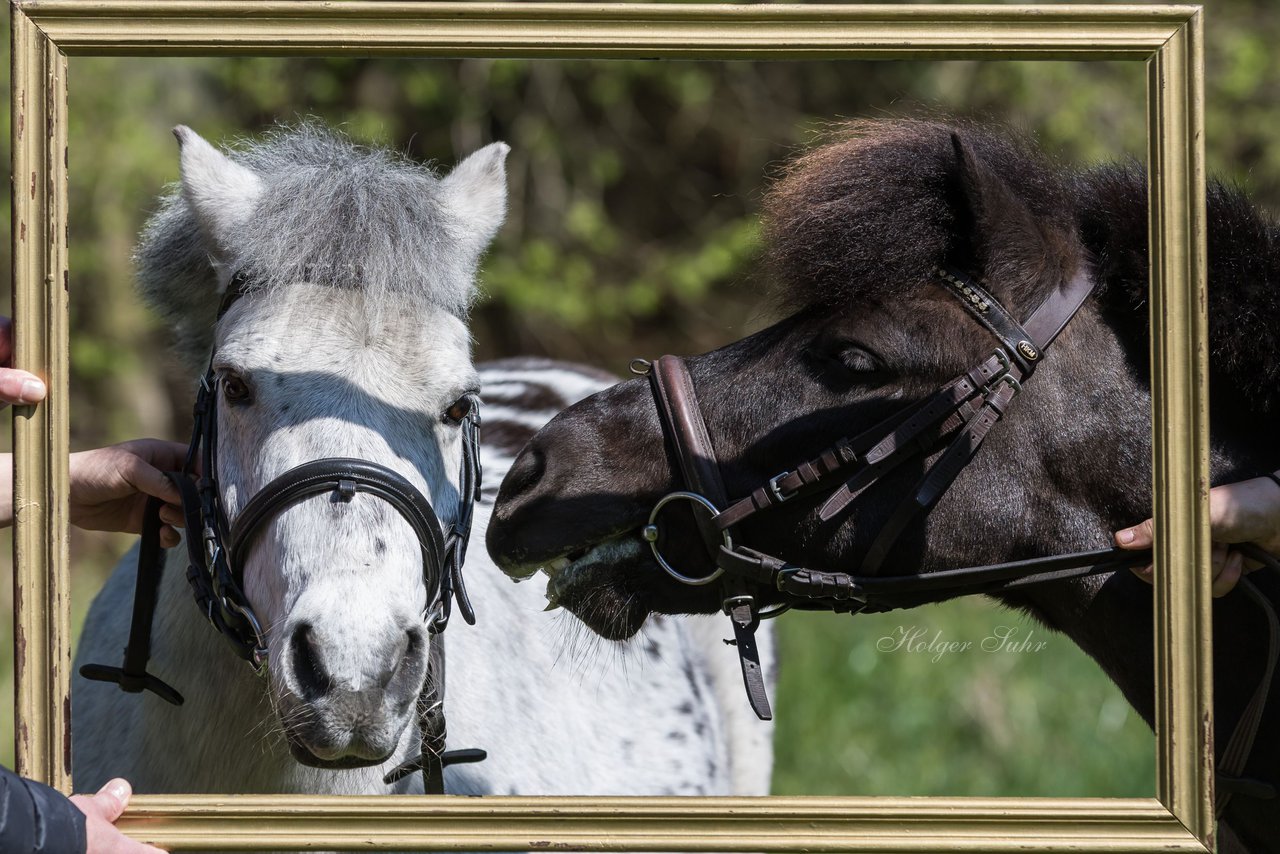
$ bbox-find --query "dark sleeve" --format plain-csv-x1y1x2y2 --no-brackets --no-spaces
0,764,87,854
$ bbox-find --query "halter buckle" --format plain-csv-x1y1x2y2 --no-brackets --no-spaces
768,472,796,504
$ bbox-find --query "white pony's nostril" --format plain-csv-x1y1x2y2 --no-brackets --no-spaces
374,629,414,689
289,623,332,700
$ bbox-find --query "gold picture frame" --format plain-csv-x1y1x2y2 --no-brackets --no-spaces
10,3,1211,851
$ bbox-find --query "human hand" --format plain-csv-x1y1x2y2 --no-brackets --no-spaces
1115,474,1280,597
70,440,189,547
0,316,47,404
70,778,167,853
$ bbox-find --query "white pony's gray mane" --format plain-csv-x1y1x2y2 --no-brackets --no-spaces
135,123,479,366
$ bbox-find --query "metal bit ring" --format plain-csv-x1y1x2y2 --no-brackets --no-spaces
641,491,729,586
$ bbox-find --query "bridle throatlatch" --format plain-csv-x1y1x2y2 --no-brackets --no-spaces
634,267,1279,812
80,275,487,794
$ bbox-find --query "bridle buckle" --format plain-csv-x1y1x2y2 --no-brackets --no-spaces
984,348,1023,397
995,373,1023,397
768,472,796,504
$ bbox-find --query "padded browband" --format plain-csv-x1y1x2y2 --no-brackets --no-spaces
939,266,1094,373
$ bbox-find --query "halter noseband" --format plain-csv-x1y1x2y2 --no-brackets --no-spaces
80,275,486,793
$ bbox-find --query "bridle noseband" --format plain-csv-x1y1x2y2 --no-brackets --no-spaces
634,267,1274,783
637,267,1107,718
81,276,486,793
636,267,1278,813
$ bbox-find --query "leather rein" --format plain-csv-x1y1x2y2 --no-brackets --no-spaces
80,275,486,794
635,267,1278,812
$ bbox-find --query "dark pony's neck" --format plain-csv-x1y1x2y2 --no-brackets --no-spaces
1077,165,1280,465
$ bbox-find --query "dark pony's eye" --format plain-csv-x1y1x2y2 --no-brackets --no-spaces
833,346,883,375
806,333,886,380
443,394,476,425
222,373,252,405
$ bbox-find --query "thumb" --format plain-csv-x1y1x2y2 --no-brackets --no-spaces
1116,517,1155,549
92,778,132,823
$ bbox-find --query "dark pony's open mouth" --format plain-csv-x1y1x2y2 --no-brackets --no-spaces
502,534,656,640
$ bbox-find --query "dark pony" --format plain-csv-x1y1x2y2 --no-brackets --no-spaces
487,120,1280,851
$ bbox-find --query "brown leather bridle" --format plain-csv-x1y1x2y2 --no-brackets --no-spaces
634,267,1277,814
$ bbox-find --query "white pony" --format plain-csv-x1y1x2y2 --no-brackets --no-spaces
71,126,772,815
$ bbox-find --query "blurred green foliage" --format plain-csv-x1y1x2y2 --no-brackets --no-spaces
3,0,1277,796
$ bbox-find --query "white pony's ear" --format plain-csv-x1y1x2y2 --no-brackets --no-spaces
440,142,510,255
173,125,263,264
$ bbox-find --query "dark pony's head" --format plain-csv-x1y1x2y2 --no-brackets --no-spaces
487,119,1280,641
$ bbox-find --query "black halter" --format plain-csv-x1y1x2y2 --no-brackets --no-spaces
80,276,486,794
634,267,1278,812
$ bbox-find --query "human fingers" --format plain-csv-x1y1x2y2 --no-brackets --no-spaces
1212,549,1245,598
159,525,181,549
1115,517,1154,550
1129,563,1154,585
88,778,132,823
1207,476,1280,552
1211,541,1227,576
158,504,185,528
114,448,183,506
0,367,46,405
72,779,169,853
119,439,189,477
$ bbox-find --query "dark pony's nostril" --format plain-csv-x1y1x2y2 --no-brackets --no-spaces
500,443,547,500
290,623,332,701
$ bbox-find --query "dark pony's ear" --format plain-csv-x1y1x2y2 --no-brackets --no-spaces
948,131,1061,290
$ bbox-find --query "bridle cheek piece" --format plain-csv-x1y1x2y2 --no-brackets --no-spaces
79,275,487,794
635,267,1106,719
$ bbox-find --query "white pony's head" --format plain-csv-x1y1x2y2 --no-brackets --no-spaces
138,124,507,767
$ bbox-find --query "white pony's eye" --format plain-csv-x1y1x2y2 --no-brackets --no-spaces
442,395,474,425
222,373,252,405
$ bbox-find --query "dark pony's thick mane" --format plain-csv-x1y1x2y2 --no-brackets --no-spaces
761,118,1280,418
1078,165,1280,418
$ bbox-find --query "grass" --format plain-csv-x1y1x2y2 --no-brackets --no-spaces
771,597,1154,796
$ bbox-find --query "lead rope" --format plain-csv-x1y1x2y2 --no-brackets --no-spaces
78,491,187,705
